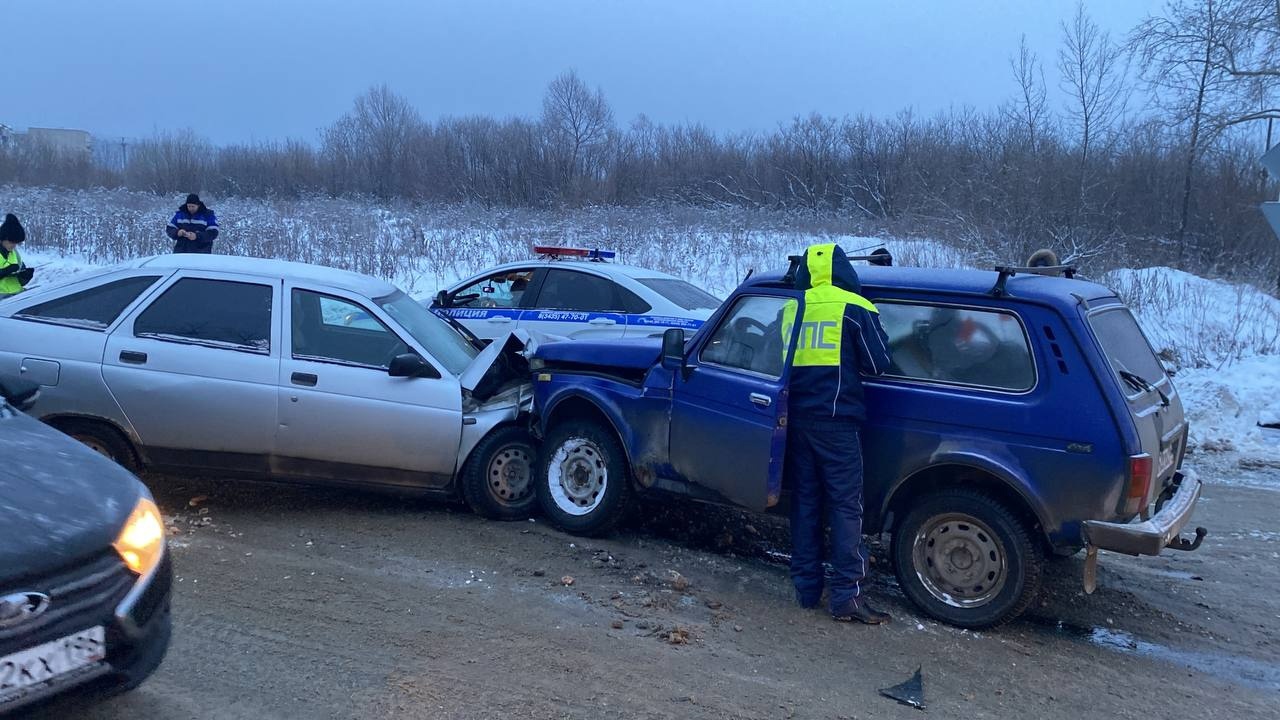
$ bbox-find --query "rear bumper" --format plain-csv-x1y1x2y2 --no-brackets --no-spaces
1082,472,1202,556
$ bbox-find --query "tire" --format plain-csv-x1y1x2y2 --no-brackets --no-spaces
53,419,139,471
891,489,1043,629
460,425,538,520
537,419,631,536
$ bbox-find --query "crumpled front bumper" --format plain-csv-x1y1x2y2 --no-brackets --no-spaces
1082,471,1203,556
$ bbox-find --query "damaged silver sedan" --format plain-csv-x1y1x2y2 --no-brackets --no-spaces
0,255,541,519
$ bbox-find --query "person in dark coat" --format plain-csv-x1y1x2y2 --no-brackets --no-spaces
166,194,219,254
785,242,893,624
0,213,34,296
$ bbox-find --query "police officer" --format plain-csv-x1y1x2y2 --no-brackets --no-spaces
0,213,34,296
786,242,892,624
166,193,220,254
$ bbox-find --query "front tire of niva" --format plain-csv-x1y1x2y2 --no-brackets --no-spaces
537,420,631,536
891,489,1044,629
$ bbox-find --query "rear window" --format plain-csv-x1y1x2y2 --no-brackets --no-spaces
1088,308,1166,385
15,275,162,330
636,278,720,311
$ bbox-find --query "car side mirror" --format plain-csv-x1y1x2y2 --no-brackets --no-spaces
0,376,40,412
388,353,438,379
660,328,686,372
434,290,451,309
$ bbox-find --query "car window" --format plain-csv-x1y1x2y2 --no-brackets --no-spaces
378,290,477,376
292,290,410,369
134,278,272,353
700,295,797,378
877,302,1034,391
452,269,536,309
535,269,627,312
15,275,162,330
1089,307,1166,387
635,278,720,311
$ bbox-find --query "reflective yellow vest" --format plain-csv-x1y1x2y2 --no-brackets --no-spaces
0,248,23,296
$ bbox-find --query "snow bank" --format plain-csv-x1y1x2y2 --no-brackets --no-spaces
1105,267,1280,370
1176,357,1280,463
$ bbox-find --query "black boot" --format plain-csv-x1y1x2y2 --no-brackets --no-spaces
831,597,891,625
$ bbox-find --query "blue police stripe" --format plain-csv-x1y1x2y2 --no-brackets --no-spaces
438,307,705,330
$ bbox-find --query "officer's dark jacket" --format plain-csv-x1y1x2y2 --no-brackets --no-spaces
785,243,891,422
165,203,220,245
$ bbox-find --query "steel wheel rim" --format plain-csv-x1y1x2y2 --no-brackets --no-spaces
75,435,115,461
912,512,1008,608
487,443,533,504
546,437,608,516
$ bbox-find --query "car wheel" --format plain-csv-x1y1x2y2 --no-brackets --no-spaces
891,489,1043,629
54,419,138,471
538,420,631,536
461,426,538,520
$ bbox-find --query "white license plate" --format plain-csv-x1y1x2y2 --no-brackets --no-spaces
0,626,105,705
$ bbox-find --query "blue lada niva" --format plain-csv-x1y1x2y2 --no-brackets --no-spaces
528,256,1204,628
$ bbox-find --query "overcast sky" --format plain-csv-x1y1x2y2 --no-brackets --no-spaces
2,0,1161,145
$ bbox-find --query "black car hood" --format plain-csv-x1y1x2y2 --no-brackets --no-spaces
0,407,142,580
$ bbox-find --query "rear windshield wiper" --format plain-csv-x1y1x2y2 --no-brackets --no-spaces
1119,370,1170,407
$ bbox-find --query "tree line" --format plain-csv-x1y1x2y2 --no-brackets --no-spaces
2,0,1279,275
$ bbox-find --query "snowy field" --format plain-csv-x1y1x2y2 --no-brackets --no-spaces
5,186,1279,475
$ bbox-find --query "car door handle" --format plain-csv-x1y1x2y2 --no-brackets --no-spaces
119,350,148,365
291,372,318,387
487,316,512,323
749,393,772,408
588,318,616,326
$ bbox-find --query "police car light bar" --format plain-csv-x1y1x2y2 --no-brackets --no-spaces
532,245,616,261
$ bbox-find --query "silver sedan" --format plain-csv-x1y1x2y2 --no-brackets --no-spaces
0,255,539,520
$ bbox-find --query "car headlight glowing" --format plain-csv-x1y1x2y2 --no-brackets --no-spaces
113,496,165,576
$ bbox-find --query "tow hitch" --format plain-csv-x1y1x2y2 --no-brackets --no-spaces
1167,526,1207,552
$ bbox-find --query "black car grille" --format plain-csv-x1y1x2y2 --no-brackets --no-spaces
0,551,134,655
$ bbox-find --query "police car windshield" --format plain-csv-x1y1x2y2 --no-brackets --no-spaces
376,290,477,376
635,278,720,311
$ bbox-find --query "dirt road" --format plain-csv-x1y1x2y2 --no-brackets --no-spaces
31,453,1280,719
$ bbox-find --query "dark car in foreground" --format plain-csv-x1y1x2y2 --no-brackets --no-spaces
529,259,1204,628
0,376,171,715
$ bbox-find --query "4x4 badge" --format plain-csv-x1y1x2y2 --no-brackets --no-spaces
0,592,51,629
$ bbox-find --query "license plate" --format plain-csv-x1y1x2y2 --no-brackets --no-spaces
0,626,105,705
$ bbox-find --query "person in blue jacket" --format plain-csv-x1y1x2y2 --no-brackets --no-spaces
166,193,219,254
785,242,893,624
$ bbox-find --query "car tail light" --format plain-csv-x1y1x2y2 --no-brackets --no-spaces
1124,454,1153,515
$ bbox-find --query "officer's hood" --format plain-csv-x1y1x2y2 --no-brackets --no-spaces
795,243,862,294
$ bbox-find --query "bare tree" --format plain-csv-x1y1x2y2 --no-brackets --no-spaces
1006,35,1050,148
322,85,424,199
1058,2,1128,202
1131,0,1239,254
541,69,614,199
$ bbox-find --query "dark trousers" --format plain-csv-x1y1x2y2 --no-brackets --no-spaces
172,238,213,254
787,417,869,611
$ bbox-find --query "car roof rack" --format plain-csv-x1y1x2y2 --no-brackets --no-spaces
781,251,893,286
990,264,1077,297
532,245,616,262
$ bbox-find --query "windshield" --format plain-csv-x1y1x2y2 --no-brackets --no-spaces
1089,307,1166,388
377,290,478,376
636,278,720,311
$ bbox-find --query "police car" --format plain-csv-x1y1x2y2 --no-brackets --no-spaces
431,246,720,340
